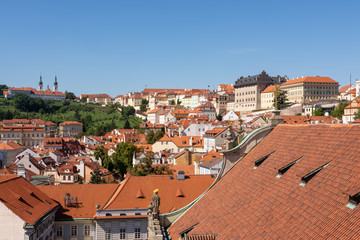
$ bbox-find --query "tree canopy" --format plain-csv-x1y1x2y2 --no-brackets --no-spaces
146,130,164,144
89,165,106,184
313,108,325,116
331,102,350,119
131,157,174,176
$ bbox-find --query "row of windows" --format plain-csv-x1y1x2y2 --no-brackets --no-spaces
1,133,44,138
236,97,255,103
236,90,256,96
56,225,91,237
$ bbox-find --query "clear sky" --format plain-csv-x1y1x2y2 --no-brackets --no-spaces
1,0,359,97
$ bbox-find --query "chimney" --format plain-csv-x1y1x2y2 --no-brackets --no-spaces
17,164,28,180
177,170,185,180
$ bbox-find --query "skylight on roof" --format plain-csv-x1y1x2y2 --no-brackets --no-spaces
300,162,330,186
276,158,301,178
253,152,275,169
347,192,360,209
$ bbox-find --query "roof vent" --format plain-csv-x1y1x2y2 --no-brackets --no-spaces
177,170,185,180
176,187,185,197
300,162,330,186
254,152,274,169
136,189,145,198
347,192,360,209
169,176,174,180
276,158,301,178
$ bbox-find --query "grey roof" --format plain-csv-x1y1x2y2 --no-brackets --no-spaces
199,157,223,169
234,71,287,88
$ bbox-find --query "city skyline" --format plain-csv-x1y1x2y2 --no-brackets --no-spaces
1,1,359,96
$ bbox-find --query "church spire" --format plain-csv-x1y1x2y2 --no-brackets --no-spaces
39,74,43,91
53,75,58,92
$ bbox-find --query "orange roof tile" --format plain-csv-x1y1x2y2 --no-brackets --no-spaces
38,184,119,219
281,76,338,86
169,124,360,239
102,174,215,213
0,176,58,225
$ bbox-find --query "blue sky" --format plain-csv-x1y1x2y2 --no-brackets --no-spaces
1,1,359,97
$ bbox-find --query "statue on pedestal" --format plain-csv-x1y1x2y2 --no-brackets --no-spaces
148,189,160,220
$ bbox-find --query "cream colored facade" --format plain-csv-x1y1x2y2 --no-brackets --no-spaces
280,81,339,104
0,126,46,147
59,122,83,137
234,85,259,112
261,91,274,109
152,140,179,153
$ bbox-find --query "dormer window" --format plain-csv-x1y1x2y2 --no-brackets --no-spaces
254,152,274,169
276,158,301,178
347,192,360,209
300,162,330,186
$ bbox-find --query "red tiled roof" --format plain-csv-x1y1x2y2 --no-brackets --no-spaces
169,124,360,239
204,127,227,137
281,76,338,86
262,85,278,93
0,141,25,150
81,94,112,99
282,115,337,124
0,176,58,225
59,121,83,126
102,174,215,213
38,184,119,219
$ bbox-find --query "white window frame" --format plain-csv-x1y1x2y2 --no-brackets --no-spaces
71,225,77,236
84,224,91,236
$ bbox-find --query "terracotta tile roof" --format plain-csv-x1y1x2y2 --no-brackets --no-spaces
169,124,360,239
160,136,204,148
204,127,227,137
0,164,38,180
8,87,65,96
168,164,195,175
148,108,162,114
57,163,77,174
281,76,338,86
261,85,278,93
37,184,119,219
102,174,215,213
282,115,337,124
59,121,83,126
196,149,222,162
0,141,25,150
199,157,222,169
0,176,58,225
339,84,354,93
1,125,45,132
81,94,112,99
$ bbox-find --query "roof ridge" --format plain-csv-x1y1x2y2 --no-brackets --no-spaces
101,175,131,210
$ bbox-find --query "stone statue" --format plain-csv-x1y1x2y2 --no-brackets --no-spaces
148,189,160,219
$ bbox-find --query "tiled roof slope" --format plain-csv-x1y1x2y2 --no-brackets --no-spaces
0,176,58,225
102,174,215,213
169,125,360,239
38,184,119,219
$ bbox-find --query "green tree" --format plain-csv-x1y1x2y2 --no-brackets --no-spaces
131,157,174,176
313,108,325,116
331,102,350,119
273,89,290,110
13,93,31,112
0,84,8,97
177,99,182,105
121,106,135,117
123,119,131,129
170,100,175,105
146,130,164,144
111,142,139,177
94,145,112,169
65,91,76,100
90,165,106,184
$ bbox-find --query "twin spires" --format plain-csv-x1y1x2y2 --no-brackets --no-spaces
38,75,59,92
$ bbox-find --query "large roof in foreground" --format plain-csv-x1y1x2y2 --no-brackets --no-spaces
0,176,58,225
169,125,360,239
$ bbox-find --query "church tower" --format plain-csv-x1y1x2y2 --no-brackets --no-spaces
39,75,43,91
53,76,58,92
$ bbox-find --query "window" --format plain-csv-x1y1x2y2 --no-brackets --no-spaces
135,228,141,239
84,225,91,236
63,176,66,180
56,226,63,237
71,225,77,236
120,229,126,239
68,176,71,180
105,229,111,240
